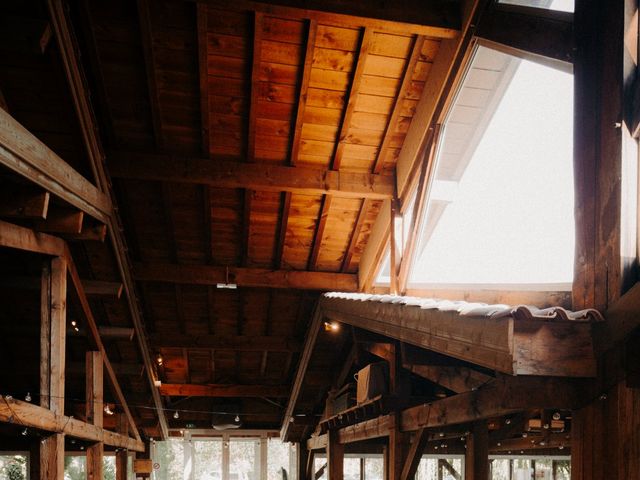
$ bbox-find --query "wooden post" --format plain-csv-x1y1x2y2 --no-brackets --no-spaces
299,445,310,480
388,413,407,480
327,429,344,480
465,421,488,480
86,351,104,480
116,414,129,480
40,257,67,479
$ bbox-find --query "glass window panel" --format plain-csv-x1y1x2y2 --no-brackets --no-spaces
229,440,259,480
104,456,116,480
344,458,361,480
0,455,27,480
554,460,571,480
314,457,327,480
364,458,384,480
152,439,184,480
490,459,511,480
64,456,86,480
498,0,574,12
268,439,291,480
194,441,223,480
410,45,574,287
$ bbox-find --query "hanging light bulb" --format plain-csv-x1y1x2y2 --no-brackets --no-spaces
174,411,180,419
235,415,240,422
21,428,28,436
71,320,77,327
156,353,164,366
104,404,114,415
552,412,561,421
24,392,31,402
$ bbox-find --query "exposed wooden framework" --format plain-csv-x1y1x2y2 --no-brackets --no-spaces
159,383,290,397
109,152,395,199
134,262,358,291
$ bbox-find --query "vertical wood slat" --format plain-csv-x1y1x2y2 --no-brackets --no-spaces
290,20,319,166
40,256,67,480
86,351,104,480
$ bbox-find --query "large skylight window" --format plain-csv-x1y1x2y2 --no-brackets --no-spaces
498,0,574,13
408,45,574,288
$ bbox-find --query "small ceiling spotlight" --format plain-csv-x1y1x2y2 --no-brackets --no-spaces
323,321,339,332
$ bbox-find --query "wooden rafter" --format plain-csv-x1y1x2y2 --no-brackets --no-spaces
290,20,318,165
373,36,425,174
159,383,290,397
44,0,170,438
274,191,292,268
248,12,264,161
340,198,372,272
281,304,323,440
201,0,460,39
135,263,358,291
137,0,164,148
308,27,373,270
110,152,395,199
196,3,210,155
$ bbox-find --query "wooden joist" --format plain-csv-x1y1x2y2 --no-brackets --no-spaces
151,333,300,351
159,383,290,397
403,364,493,394
0,396,144,451
0,188,49,219
201,0,460,38
134,263,359,291
35,209,84,234
108,152,395,200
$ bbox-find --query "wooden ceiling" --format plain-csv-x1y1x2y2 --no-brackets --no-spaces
0,0,464,438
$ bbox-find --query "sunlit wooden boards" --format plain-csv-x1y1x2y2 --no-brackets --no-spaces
199,3,445,272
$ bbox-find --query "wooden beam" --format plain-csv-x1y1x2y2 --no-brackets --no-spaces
46,0,169,438
159,383,290,397
476,4,574,70
137,0,164,148
65,245,141,442
35,208,84,234
199,0,460,38
290,20,318,165
358,198,391,291
247,12,264,161
86,351,104,480
373,36,425,174
402,364,493,394
65,222,108,242
0,396,144,451
109,152,395,200
0,219,65,257
400,427,429,480
341,198,371,272
151,333,301,351
196,3,210,156
0,188,49,219
308,195,332,270
400,376,586,432
84,280,124,299
281,305,323,440
0,108,110,223
46,0,107,190
116,414,129,480
274,191,291,268
135,263,358,291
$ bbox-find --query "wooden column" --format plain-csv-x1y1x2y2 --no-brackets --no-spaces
116,414,129,480
298,445,310,480
465,421,488,480
86,351,104,480
40,257,67,479
327,429,344,480
388,413,407,480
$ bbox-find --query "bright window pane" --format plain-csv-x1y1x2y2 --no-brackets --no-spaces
268,439,292,480
410,46,574,287
229,440,259,480
194,441,223,480
498,0,574,12
0,455,27,480
364,458,384,480
64,456,86,480
152,439,184,480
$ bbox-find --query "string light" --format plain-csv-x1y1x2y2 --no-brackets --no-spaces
174,411,179,419
104,404,114,415
24,392,31,402
552,412,561,421
21,428,28,436
156,354,164,366
235,415,240,422
323,321,339,332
